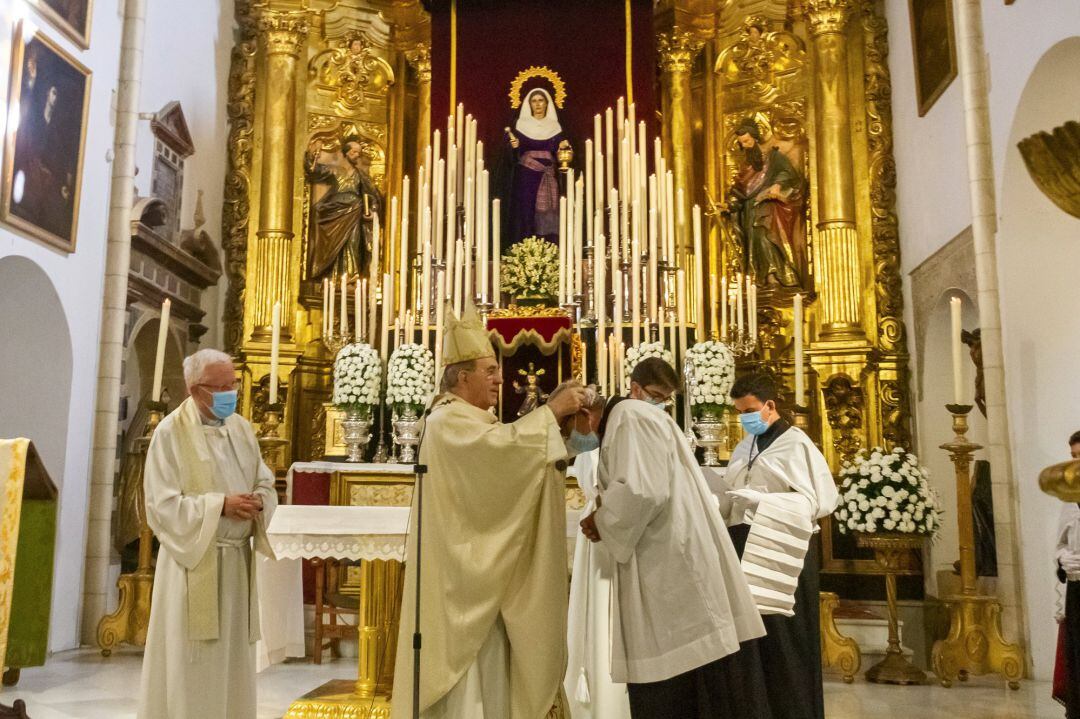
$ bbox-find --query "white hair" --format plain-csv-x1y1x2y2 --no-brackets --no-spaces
182,348,233,388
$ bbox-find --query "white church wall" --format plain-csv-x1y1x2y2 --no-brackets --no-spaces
133,0,232,352
890,0,1080,678
1,0,232,651
995,37,1080,681
0,1,122,652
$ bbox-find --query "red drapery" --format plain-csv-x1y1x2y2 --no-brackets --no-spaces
427,0,656,157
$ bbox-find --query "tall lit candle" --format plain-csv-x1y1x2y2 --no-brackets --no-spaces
322,277,329,339
434,270,446,373
720,276,728,340
492,199,501,308
399,176,411,317
605,108,615,201
585,139,594,246
558,197,567,304
421,230,432,348
480,172,490,302
329,275,336,337
269,300,280,405
453,239,464,316
463,177,473,303
951,296,964,404
631,224,641,346
340,272,349,336
354,276,363,340
735,273,744,333
794,293,805,406
574,179,584,298
677,269,688,366
151,298,171,403
749,279,757,342
692,204,704,335
648,205,658,324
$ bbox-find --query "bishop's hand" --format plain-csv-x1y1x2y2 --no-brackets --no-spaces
546,380,586,420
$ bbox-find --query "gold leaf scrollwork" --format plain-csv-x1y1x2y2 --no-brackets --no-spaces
308,30,394,116
716,16,807,105
823,375,863,466
222,0,259,354
508,65,567,109
879,377,912,450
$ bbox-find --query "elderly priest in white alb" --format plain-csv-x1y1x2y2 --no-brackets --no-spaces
391,302,587,719
137,349,277,719
580,358,768,719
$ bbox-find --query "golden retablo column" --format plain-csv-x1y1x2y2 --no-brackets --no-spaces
806,0,863,339
407,44,432,161
252,9,308,341
658,29,703,261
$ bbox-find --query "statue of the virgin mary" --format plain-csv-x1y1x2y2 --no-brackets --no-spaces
503,87,570,245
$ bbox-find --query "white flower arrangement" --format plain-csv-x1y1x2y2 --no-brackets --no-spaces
835,446,942,537
622,341,674,387
332,342,382,414
501,237,559,300
385,343,435,414
686,341,736,416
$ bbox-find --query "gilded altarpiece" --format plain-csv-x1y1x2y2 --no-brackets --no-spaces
699,2,914,596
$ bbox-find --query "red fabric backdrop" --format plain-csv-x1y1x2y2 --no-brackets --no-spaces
428,0,656,158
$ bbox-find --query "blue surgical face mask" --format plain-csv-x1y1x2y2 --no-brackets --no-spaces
210,390,238,420
568,429,600,454
739,410,770,436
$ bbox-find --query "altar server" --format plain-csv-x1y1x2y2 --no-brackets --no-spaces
138,349,277,719
1053,431,1080,715
392,302,587,719
724,374,839,719
565,391,632,719
580,358,768,719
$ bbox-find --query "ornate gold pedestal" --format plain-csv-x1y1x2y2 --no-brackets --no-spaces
819,591,861,683
931,405,1024,689
856,533,927,685
285,559,404,719
97,403,165,656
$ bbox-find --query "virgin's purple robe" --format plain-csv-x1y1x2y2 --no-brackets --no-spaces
508,130,564,244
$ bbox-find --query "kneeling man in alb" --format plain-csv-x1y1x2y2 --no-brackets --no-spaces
724,374,839,719
580,358,768,719
392,303,587,719
138,349,278,719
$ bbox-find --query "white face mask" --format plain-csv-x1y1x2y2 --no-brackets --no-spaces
643,396,667,407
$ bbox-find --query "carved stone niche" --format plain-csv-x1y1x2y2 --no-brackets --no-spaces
150,102,195,240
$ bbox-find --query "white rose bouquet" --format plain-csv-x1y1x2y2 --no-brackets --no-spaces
386,343,435,415
332,342,382,415
686,341,735,416
835,446,942,536
501,237,559,300
622,341,674,387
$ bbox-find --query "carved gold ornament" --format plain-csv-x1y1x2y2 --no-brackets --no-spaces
309,31,394,116
1018,120,1080,219
509,66,567,109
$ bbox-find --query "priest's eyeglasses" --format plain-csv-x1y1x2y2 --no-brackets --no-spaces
195,381,239,393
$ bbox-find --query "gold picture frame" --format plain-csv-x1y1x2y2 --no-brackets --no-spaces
2,21,91,253
27,0,93,50
908,0,958,117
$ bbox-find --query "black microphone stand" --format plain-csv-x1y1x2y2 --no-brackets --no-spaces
411,460,427,719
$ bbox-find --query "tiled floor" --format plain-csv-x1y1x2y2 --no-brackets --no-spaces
0,648,1065,718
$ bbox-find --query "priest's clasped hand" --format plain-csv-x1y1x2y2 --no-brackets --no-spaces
580,495,602,543
546,381,588,420
222,493,263,520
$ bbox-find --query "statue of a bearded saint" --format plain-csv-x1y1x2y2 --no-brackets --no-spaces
305,136,383,281
504,88,570,246
728,118,807,288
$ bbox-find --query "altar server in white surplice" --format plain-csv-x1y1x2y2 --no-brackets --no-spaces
391,302,587,719
137,349,277,719
565,391,631,719
579,358,768,719
724,374,839,719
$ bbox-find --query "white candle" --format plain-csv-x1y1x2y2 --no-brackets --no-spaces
665,171,676,264
369,214,381,343
692,204,704,335
721,276,728,340
951,296,964,405
558,197,567,304
421,230,432,348
269,300,280,405
492,199,502,307
609,188,620,290
480,173,490,302
399,176,411,317
631,224,641,346
648,204,658,324
453,239,464,316
340,272,348,336
735,273,744,333
434,270,446,373
613,268,623,344
677,270,688,366
354,276,363,339
322,277,329,339
749,279,758,342
794,293,805,406
380,272,392,364
329,275,336,337
605,108,615,201
463,177,473,303
585,139,594,250
151,298,171,402
574,179,584,297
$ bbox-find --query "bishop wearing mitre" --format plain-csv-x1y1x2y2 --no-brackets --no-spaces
391,302,587,719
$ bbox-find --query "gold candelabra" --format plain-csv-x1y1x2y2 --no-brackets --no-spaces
258,403,290,502
931,404,1024,689
97,401,166,656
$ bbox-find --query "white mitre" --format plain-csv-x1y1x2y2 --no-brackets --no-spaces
441,300,495,366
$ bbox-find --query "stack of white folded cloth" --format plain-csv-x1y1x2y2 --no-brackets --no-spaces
738,492,813,617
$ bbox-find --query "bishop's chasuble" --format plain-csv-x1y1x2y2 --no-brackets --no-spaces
391,394,570,719
137,398,277,719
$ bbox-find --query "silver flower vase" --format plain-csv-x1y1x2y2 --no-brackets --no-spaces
693,408,728,467
342,407,373,462
394,408,422,464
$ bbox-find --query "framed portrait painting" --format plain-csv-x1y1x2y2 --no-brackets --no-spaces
28,0,92,49
909,0,958,116
2,22,92,252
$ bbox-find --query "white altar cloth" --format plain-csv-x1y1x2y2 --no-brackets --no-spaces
255,553,305,672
